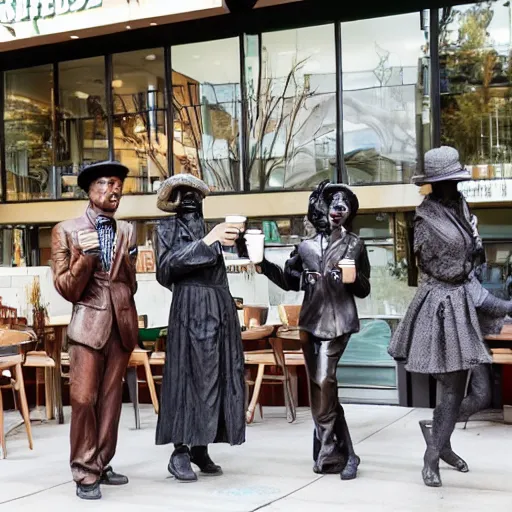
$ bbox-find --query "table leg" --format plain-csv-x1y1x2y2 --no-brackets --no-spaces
44,367,55,420
289,366,298,407
51,327,65,424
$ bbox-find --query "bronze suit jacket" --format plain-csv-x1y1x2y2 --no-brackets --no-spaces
51,207,139,351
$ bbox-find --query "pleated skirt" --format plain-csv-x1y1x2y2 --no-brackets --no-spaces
388,279,492,374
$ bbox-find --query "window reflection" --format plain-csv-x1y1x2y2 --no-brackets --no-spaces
440,2,512,179
172,38,242,192
4,65,54,200
341,14,430,184
112,49,168,194
245,26,336,190
58,57,108,198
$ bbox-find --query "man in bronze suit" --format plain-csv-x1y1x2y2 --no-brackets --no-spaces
51,161,139,500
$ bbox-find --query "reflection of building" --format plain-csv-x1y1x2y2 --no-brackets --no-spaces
1,1,512,409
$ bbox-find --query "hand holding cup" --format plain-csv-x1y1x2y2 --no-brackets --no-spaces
203,223,241,247
76,230,100,253
338,258,356,284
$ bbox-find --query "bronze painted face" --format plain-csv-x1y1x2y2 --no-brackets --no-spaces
88,176,123,214
328,191,351,230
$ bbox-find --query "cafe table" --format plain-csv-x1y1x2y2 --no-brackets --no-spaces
46,315,71,425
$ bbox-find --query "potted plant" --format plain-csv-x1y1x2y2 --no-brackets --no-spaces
26,277,49,350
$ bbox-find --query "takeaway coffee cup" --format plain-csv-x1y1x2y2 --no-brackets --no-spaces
338,258,356,284
223,215,246,248
245,229,265,264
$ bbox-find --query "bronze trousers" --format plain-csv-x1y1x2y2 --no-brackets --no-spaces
69,325,131,483
303,334,354,473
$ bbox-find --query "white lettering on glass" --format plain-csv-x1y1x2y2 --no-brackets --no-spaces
0,0,102,23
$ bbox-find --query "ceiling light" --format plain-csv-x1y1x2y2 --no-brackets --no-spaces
74,91,89,99
70,35,79,39
126,25,131,30
150,22,157,26
112,79,123,88
193,55,200,59
145,54,157,61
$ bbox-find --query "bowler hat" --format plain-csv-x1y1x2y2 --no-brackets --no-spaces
77,160,129,192
156,174,210,213
412,146,471,186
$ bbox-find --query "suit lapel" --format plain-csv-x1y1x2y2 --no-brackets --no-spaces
324,230,349,274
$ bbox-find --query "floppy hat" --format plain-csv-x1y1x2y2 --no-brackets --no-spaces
77,161,129,192
412,146,471,186
156,174,210,213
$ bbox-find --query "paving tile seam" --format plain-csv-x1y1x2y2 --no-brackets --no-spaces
247,475,324,512
352,408,417,446
0,481,72,506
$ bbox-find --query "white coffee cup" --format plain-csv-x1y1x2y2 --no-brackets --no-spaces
225,215,247,227
222,215,246,250
245,229,265,263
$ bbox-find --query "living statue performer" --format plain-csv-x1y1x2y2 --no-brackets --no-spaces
154,174,246,482
257,180,371,480
388,147,512,488
51,161,139,500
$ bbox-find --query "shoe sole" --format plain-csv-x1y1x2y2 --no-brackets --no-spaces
199,470,223,477
100,481,129,486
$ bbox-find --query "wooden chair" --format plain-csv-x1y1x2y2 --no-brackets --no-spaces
125,316,159,429
242,305,303,424
1,352,33,459
23,346,56,421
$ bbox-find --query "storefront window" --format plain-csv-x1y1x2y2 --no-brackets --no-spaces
58,57,108,198
473,208,512,297
245,25,336,191
440,2,512,178
112,49,168,194
4,65,54,200
172,38,242,192
341,14,430,185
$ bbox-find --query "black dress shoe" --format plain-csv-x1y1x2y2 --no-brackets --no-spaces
190,446,223,476
168,447,198,482
340,455,360,480
100,466,129,486
76,481,101,500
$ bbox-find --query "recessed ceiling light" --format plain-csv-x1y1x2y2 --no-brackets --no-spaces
193,55,200,59
70,35,79,39
112,79,123,88
74,91,89,99
150,22,157,26
126,25,131,30
145,54,157,61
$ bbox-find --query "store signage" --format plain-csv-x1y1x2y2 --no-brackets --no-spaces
458,179,512,202
0,0,224,46
0,0,102,24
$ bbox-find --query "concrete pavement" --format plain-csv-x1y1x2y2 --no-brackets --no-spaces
0,404,511,511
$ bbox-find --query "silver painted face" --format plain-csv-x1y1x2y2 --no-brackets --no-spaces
328,191,351,229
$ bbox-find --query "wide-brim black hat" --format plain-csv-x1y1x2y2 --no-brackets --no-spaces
322,183,359,216
77,161,129,192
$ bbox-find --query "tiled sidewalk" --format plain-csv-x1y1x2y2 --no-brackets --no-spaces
0,404,511,511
